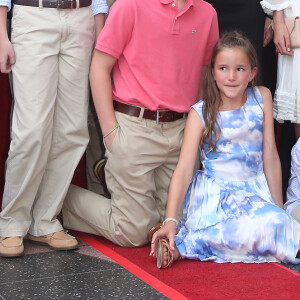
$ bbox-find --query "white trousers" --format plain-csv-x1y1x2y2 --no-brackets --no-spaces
0,5,94,237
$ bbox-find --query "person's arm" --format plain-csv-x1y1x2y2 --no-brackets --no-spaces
94,13,105,41
260,86,284,208
90,0,108,40
263,16,274,47
273,10,293,55
90,0,136,149
89,50,117,150
0,6,15,73
150,108,205,255
293,140,300,188
289,139,300,198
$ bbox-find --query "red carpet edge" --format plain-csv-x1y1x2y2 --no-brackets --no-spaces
274,260,300,277
74,231,189,300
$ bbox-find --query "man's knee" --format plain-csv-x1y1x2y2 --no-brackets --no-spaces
291,205,300,224
112,221,151,247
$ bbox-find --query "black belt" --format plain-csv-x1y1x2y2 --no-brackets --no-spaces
14,0,91,9
113,100,187,123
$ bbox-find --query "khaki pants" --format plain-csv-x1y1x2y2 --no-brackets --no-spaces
63,112,187,246
291,205,300,224
0,5,94,237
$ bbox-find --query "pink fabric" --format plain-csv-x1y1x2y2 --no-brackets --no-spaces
95,0,218,112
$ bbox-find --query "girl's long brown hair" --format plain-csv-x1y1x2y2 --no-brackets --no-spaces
202,31,259,151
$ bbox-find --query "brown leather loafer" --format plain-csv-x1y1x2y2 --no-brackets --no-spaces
0,236,24,257
93,158,110,198
27,231,78,250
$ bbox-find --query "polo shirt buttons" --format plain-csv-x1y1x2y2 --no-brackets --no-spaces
172,3,176,7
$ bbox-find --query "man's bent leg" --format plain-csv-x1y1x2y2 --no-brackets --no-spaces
154,118,186,221
63,185,131,246
291,205,300,224
63,112,180,246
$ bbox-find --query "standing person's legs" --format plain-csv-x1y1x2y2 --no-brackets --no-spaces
29,7,94,237
63,113,186,246
0,6,61,238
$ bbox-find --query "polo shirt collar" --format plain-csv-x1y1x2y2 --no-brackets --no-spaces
160,0,195,8
160,0,173,4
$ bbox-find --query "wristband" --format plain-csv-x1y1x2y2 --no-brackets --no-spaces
104,123,119,139
162,218,178,226
265,13,273,20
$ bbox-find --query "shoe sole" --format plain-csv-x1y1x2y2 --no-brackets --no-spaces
93,159,107,182
0,251,24,258
156,239,163,268
156,238,175,269
28,239,78,251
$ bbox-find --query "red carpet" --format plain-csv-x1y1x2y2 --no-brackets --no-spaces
75,232,300,300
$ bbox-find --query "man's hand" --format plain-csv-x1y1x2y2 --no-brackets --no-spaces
0,34,15,73
0,6,15,73
263,17,274,47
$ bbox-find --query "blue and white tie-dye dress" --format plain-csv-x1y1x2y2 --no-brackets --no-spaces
175,87,300,263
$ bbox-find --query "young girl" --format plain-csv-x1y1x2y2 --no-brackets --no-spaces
149,31,300,268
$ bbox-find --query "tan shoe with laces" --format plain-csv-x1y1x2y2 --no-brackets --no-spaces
0,236,24,257
27,230,78,250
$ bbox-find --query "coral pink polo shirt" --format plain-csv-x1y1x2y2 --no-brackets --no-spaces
96,0,218,112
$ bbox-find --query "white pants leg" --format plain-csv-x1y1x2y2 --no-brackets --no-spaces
0,6,94,237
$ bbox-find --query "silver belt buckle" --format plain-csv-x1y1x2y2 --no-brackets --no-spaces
156,110,161,124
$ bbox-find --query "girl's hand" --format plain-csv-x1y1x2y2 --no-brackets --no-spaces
149,221,177,257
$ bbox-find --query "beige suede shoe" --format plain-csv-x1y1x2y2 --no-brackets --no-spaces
0,237,24,257
27,231,78,250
